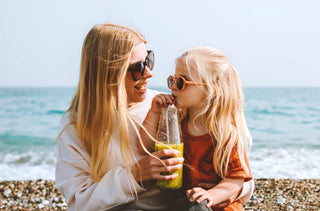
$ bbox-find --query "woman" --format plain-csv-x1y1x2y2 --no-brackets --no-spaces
55,23,184,211
55,23,253,211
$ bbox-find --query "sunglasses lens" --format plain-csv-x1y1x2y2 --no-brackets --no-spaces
167,76,174,88
130,63,144,81
176,77,184,90
147,51,154,70
128,51,154,81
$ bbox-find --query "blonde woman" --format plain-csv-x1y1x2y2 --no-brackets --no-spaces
141,47,254,210
55,23,185,211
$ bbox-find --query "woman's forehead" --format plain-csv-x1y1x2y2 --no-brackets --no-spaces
130,43,147,64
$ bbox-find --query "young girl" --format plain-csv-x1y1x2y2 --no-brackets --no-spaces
141,47,253,210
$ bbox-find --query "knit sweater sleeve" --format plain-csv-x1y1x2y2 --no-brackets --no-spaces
55,114,144,211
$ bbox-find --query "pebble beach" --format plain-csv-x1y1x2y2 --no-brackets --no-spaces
0,178,319,210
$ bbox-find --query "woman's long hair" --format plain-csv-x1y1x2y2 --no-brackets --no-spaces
66,23,146,183
176,47,252,178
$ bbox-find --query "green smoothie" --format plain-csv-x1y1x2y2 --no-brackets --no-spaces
155,143,184,190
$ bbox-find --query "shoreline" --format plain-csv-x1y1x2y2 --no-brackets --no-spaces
0,178,319,210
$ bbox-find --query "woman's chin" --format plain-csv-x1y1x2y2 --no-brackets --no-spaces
136,87,147,94
128,90,147,105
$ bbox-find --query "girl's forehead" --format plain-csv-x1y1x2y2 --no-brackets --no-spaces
175,63,192,75
175,64,199,80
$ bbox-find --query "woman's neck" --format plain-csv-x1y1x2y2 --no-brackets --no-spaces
187,108,209,136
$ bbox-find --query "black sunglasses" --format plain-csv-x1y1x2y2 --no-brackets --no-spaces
127,50,154,81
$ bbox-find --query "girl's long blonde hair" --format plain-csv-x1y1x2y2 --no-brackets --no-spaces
176,47,252,178
65,23,146,183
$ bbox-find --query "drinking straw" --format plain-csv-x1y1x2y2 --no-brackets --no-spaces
166,105,170,144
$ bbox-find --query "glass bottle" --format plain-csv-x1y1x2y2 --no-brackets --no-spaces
155,106,183,190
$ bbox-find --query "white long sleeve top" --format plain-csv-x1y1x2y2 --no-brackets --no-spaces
55,89,170,211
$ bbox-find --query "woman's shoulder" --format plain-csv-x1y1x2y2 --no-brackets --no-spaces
147,88,161,97
56,112,90,167
60,112,72,129
57,112,81,146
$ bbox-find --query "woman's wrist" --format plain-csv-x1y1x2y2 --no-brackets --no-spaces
131,163,141,183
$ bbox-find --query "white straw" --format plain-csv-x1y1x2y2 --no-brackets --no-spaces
166,105,170,144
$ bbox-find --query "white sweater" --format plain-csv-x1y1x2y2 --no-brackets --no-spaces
55,89,254,211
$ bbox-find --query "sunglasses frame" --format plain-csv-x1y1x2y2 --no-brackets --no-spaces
167,75,207,91
127,50,154,81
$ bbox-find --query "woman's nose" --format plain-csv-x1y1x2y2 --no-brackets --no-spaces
143,67,153,79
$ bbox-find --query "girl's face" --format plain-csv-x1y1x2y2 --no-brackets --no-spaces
171,64,206,109
126,43,153,107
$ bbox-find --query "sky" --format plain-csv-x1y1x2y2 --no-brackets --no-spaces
0,0,319,87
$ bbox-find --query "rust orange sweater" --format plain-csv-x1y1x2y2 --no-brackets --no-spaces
181,119,252,211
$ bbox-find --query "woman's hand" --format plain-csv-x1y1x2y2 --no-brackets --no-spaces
186,187,215,208
150,94,175,113
131,149,184,182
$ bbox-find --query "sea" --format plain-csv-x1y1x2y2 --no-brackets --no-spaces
0,87,319,181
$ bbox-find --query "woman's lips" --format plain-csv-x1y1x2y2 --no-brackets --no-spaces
134,83,147,91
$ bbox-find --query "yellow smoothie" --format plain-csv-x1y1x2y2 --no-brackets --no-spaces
155,143,184,190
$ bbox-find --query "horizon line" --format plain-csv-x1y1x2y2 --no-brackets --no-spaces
0,85,319,88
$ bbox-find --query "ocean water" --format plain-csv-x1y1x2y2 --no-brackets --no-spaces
0,87,319,180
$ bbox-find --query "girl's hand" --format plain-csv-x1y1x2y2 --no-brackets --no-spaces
131,149,184,182
150,94,175,113
186,187,215,208
188,178,244,208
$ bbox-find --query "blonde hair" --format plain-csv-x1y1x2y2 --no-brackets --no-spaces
176,47,252,178
65,23,146,185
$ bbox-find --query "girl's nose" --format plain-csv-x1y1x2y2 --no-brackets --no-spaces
170,80,178,90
